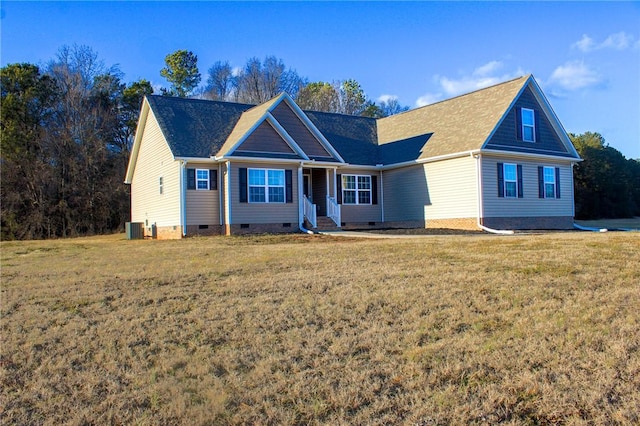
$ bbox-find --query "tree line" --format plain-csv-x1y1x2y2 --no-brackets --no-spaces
162,49,409,117
1,46,638,239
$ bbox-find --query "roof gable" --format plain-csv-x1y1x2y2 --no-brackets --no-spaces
233,120,300,157
217,93,344,162
271,102,335,160
483,85,574,157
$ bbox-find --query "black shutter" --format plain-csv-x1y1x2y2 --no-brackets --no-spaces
239,168,247,203
285,170,293,203
371,175,378,205
555,167,561,198
515,107,522,141
534,110,541,142
538,166,544,198
497,163,504,198
517,164,523,198
337,174,342,204
209,169,217,190
187,168,196,190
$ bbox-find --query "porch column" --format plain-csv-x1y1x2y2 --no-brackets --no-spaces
298,164,304,228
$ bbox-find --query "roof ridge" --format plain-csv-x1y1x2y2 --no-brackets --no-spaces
383,74,531,120
147,94,255,108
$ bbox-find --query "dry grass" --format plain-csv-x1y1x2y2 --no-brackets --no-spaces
1,232,639,425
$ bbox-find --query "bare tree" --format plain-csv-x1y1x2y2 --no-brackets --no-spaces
203,61,236,101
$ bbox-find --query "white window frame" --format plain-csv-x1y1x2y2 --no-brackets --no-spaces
196,169,209,190
521,108,535,142
543,166,556,199
159,176,164,195
248,168,285,203
342,174,372,205
503,163,518,198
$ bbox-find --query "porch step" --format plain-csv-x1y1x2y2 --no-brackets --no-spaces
313,216,341,231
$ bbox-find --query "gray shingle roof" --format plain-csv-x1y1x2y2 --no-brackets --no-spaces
303,111,379,165
146,95,253,158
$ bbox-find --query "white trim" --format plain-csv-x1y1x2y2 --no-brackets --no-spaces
474,153,484,227
379,150,482,170
379,170,384,222
225,161,232,227
265,114,310,160
124,98,151,183
195,168,210,190
219,163,224,226
480,148,582,163
527,76,581,159
341,174,372,205
298,165,304,229
180,161,187,236
214,156,308,165
176,156,219,163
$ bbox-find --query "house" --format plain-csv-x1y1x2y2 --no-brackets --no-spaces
124,75,581,238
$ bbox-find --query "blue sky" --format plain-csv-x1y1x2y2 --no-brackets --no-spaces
2,1,639,159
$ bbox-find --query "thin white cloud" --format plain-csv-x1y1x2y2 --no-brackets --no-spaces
547,61,602,92
473,60,503,77
415,93,443,107
601,32,634,50
377,94,398,103
414,61,526,107
573,31,636,52
438,62,525,97
573,34,595,52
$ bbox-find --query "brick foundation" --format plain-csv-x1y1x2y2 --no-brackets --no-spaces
425,217,477,230
185,225,224,237
144,225,183,240
228,223,298,235
482,216,574,230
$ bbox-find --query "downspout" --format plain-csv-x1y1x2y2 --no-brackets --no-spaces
218,162,223,227
180,161,187,237
225,161,232,235
474,153,514,235
379,168,384,223
298,163,313,234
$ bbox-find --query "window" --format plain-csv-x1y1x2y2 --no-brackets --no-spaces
248,168,285,203
159,176,163,195
503,164,518,198
342,174,371,205
538,166,561,199
497,162,523,198
521,108,535,142
544,167,556,198
196,169,209,190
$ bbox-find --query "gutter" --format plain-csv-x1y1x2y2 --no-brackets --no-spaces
180,160,187,237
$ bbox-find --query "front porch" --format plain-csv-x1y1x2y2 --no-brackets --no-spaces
302,167,341,230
